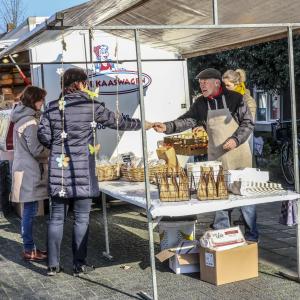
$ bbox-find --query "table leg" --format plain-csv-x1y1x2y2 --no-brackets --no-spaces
102,192,113,260
278,198,300,282
137,212,158,300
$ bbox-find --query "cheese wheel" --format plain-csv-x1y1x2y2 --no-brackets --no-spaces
1,74,13,80
0,78,13,85
1,87,12,94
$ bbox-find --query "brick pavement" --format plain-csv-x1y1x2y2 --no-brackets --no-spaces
0,200,300,300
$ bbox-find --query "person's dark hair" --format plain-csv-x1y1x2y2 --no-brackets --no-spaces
20,86,46,111
62,68,87,94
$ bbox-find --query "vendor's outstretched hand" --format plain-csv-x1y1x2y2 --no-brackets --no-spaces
145,121,154,130
153,122,166,133
223,138,237,151
193,126,205,134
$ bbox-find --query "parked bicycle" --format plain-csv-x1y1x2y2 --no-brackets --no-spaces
272,119,300,185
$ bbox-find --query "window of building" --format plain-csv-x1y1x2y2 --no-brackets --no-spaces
254,89,281,123
256,92,268,121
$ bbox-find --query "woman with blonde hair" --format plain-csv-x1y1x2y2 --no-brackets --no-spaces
215,68,258,242
222,69,256,120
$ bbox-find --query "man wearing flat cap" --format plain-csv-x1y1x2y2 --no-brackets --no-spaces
153,67,258,242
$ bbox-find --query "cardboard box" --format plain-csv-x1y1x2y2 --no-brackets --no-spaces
199,242,258,285
13,200,45,218
158,220,196,250
156,240,200,274
228,168,269,184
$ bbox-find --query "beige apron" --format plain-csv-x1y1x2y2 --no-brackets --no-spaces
207,95,252,170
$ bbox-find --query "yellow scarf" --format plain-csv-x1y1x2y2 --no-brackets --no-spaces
234,82,246,95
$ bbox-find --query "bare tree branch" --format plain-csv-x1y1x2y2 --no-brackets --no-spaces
0,0,25,32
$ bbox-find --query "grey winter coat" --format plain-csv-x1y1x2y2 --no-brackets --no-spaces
37,91,141,199
11,103,49,203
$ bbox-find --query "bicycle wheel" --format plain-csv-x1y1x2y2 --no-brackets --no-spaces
280,142,294,185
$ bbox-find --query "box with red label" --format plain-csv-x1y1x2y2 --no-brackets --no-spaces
200,226,246,251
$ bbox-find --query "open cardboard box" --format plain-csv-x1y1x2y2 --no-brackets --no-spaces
199,242,258,285
156,240,200,274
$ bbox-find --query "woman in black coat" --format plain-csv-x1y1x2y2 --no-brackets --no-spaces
38,67,146,276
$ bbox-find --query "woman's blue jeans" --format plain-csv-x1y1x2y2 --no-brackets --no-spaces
21,201,38,252
47,197,92,268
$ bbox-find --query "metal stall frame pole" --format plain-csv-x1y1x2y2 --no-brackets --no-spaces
102,192,113,260
79,30,89,73
213,0,218,25
279,26,300,282
87,28,112,261
41,63,45,89
287,27,300,208
288,25,300,280
134,29,158,300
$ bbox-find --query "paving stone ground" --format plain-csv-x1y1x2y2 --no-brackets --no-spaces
1,197,300,300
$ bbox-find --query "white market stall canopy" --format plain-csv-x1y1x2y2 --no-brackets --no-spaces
1,0,300,59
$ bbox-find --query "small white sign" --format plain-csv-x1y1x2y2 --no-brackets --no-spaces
205,252,214,268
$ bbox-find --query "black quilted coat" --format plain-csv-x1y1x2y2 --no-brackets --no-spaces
38,91,141,198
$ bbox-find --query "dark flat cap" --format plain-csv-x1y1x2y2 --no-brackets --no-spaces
195,68,221,80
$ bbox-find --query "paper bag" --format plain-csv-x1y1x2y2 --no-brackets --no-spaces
156,146,178,168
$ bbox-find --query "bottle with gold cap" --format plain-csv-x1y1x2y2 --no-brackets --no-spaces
168,171,179,200
159,174,169,201
207,167,218,199
216,165,228,199
197,166,208,200
178,169,189,200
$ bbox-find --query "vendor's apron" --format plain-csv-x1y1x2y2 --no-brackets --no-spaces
207,96,252,170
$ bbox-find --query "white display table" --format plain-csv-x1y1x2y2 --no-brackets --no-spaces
98,181,300,300
99,181,299,218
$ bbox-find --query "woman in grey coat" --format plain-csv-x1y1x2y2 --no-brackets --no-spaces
11,86,48,261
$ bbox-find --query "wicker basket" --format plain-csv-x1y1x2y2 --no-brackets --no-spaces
96,164,120,181
120,164,167,183
163,132,208,156
173,143,207,156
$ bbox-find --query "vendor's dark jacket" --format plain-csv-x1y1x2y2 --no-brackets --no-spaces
38,91,141,199
164,89,254,146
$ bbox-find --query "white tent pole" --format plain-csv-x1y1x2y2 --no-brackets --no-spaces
213,0,219,25
101,193,113,260
287,28,300,193
287,26,300,279
134,29,158,300
78,23,300,30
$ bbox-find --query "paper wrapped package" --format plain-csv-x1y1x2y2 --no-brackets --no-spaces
227,168,284,196
200,227,246,251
